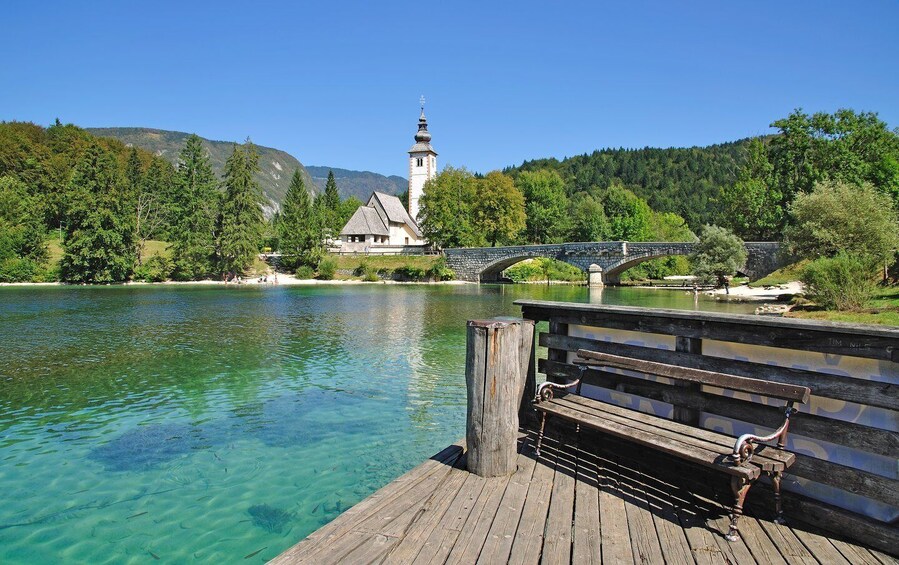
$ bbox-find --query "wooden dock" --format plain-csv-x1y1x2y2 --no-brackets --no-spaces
271,428,896,564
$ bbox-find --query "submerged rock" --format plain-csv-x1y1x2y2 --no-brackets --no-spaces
89,423,200,471
247,503,294,534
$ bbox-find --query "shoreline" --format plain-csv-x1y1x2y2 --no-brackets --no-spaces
0,275,473,288
629,281,803,301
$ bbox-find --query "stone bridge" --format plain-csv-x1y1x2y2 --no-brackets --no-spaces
444,241,782,284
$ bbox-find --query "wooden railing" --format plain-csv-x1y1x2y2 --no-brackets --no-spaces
516,299,898,554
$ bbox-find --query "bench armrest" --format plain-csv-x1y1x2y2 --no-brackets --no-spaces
732,405,797,465
535,379,581,403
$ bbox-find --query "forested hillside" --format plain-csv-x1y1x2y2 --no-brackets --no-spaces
306,166,406,201
507,138,756,230
87,127,316,214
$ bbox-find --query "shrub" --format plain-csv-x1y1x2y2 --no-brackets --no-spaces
426,256,455,281
132,256,172,282
353,261,369,277
362,269,380,282
394,265,426,281
377,267,393,277
801,253,879,311
294,265,315,279
317,258,337,280
0,257,38,282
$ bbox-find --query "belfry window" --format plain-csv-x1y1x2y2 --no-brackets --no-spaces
416,158,423,167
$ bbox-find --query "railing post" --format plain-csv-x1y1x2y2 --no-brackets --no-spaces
465,318,533,477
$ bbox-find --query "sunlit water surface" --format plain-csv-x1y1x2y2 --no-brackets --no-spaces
0,284,756,563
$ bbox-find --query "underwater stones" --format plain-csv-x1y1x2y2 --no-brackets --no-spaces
89,423,200,471
247,503,294,534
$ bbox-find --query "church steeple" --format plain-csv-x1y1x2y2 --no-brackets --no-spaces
408,95,437,223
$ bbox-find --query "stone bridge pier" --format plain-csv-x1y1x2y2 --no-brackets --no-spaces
443,241,782,284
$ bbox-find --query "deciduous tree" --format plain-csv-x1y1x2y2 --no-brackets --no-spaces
516,169,569,243
473,171,525,247
690,225,747,291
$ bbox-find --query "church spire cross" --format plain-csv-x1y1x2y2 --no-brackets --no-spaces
419,95,426,110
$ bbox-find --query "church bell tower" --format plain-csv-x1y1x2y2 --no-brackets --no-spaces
408,96,437,222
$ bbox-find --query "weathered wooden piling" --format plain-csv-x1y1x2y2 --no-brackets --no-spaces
465,317,535,477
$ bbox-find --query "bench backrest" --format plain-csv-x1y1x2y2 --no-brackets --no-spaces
516,299,899,554
575,349,810,404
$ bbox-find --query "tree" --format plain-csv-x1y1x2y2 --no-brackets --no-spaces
278,169,321,270
473,171,526,246
601,183,653,241
690,225,747,291
317,169,344,238
568,193,610,241
60,143,135,283
769,109,899,209
217,141,265,275
516,169,569,243
784,180,899,267
720,138,784,240
0,176,47,281
418,166,482,248
170,134,218,280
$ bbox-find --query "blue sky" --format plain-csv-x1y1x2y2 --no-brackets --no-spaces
3,1,897,178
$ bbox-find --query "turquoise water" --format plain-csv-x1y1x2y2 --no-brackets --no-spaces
0,284,756,563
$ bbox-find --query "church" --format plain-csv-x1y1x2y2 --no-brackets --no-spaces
337,103,436,253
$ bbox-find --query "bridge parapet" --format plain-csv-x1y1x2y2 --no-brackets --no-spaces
444,241,783,283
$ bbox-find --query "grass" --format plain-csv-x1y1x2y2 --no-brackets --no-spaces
786,286,899,326
329,254,440,271
749,261,807,287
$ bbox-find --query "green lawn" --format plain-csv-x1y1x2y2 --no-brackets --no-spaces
787,286,899,326
749,261,807,287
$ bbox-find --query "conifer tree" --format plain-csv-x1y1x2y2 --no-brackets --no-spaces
60,143,134,282
170,134,218,279
318,169,343,237
278,169,321,270
217,141,265,275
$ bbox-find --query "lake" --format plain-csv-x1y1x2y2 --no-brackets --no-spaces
0,284,757,563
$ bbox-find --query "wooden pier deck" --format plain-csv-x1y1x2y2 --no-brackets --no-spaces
271,428,896,564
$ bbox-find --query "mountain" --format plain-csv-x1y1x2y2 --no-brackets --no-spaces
306,166,407,201
87,127,316,215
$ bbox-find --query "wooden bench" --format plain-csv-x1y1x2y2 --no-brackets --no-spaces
533,348,811,543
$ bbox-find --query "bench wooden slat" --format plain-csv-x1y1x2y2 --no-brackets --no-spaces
556,394,794,471
575,350,811,404
536,400,760,480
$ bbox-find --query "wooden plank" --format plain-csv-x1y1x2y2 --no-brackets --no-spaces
613,456,666,565
382,454,471,564
829,537,890,565
507,433,559,565
477,446,539,563
571,443,601,565
410,472,488,565
542,358,899,458
444,475,509,563
541,332,899,411
778,487,899,556
787,523,852,565
272,444,463,564
516,300,899,361
537,401,759,479
596,450,635,565
757,519,819,565
790,453,899,508
576,349,811,403
556,395,793,470
627,464,695,565
541,434,577,565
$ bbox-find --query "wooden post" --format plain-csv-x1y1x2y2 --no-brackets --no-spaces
465,318,532,477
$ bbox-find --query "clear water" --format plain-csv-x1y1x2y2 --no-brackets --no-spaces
0,284,756,563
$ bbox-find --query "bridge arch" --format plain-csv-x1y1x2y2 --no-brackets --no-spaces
479,253,584,282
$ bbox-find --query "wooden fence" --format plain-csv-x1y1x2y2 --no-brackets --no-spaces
516,299,898,554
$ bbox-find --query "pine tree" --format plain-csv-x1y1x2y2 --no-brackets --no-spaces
319,169,342,237
170,134,218,279
278,169,321,270
60,143,134,282
217,141,265,275
125,147,143,195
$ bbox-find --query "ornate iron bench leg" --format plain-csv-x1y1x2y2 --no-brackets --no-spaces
771,471,786,525
535,411,547,457
727,476,753,542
